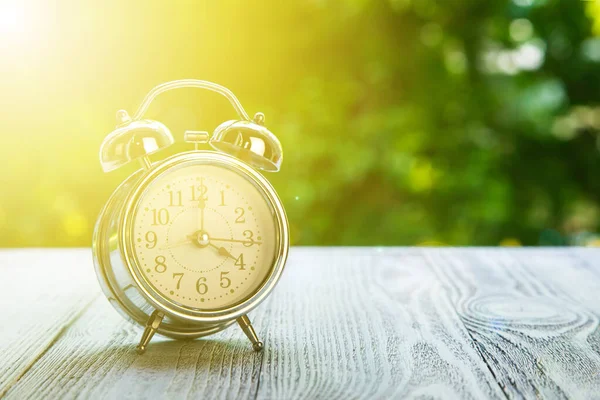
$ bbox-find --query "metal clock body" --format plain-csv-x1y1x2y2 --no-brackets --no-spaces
92,80,289,353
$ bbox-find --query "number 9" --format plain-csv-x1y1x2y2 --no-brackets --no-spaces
145,231,157,249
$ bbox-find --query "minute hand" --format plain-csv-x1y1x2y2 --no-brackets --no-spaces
198,197,206,231
210,237,262,245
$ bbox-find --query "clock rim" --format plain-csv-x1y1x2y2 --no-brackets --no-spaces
119,150,289,324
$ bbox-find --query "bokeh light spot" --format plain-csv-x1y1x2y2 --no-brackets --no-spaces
500,238,522,247
63,213,88,238
510,19,534,42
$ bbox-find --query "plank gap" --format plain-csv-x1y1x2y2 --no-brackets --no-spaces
251,347,265,400
0,295,98,398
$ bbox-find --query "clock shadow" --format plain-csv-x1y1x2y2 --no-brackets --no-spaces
81,337,264,376
60,337,267,397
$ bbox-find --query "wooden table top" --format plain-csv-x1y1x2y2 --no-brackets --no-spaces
0,248,599,399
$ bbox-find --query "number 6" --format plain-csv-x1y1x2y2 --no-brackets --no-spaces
196,277,208,295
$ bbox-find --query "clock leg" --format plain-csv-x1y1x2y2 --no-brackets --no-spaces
237,314,263,352
136,310,165,354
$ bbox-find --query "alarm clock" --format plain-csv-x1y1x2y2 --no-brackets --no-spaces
92,80,289,354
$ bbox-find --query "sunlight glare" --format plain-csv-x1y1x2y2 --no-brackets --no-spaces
0,1,27,38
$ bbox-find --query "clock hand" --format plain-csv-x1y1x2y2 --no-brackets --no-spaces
198,196,206,232
208,243,236,260
159,238,192,250
187,231,212,249
209,237,262,245
175,232,260,250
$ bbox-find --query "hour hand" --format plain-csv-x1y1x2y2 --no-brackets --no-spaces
209,243,236,260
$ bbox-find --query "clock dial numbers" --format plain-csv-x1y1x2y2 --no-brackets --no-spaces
154,255,167,273
235,253,246,270
133,164,276,310
151,208,169,225
243,230,254,247
145,231,157,249
196,277,208,295
168,190,183,207
190,179,208,202
220,271,231,288
172,272,184,289
235,207,245,223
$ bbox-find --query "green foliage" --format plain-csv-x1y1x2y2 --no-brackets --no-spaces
271,0,600,246
0,0,598,246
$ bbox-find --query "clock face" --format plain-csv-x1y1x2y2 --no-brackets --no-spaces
131,162,278,311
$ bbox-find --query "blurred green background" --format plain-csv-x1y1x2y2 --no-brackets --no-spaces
1,0,600,247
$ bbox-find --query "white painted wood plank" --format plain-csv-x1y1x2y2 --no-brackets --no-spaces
3,296,263,400
427,249,600,399
4,248,599,399
255,248,504,399
0,249,98,397
3,248,504,400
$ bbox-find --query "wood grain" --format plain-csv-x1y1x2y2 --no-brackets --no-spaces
3,296,263,400
0,249,98,398
0,248,599,399
256,248,504,399
427,249,600,399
